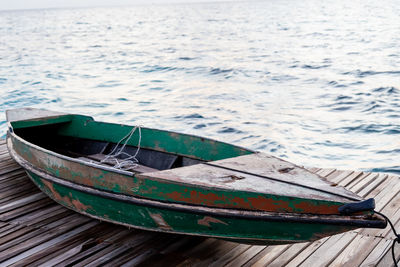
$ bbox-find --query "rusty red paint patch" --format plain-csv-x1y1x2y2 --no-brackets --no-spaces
248,196,291,212
165,190,229,206
294,201,339,215
164,190,342,215
42,179,92,212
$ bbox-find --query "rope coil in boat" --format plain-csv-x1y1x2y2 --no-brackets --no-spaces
101,126,142,170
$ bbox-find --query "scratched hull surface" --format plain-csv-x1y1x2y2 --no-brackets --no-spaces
5,108,387,245
22,169,357,245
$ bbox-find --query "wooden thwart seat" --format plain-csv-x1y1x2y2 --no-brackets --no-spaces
78,153,158,173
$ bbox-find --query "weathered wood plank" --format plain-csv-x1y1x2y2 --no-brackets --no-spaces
0,160,19,169
0,169,25,182
285,237,329,266
357,173,389,197
0,198,54,222
370,176,400,209
326,170,353,184
308,172,400,267
324,182,400,266
0,218,95,264
359,238,392,266
360,185,400,237
225,245,265,266
306,167,321,173
190,241,240,267
0,153,13,161
0,163,22,176
204,243,250,267
16,224,111,267
0,172,30,185
175,238,220,265
362,175,399,200
0,176,32,188
119,250,159,267
347,172,379,193
0,181,35,197
0,221,99,266
0,225,25,240
376,240,400,267
251,244,290,266
267,242,311,267
0,193,47,214
0,147,8,155
316,168,337,178
71,231,155,267
0,188,40,207
340,171,368,188
159,236,202,255
104,234,180,267
138,237,205,267
10,205,64,226
328,235,382,267
298,232,358,266
56,228,131,266
0,226,48,252
35,239,97,267
0,158,18,168
382,207,400,238
214,245,256,267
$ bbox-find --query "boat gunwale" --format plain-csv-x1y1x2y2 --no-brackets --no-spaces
6,115,372,207
7,125,138,176
8,141,387,230
6,111,256,172
7,108,256,160
8,129,362,204
7,129,260,194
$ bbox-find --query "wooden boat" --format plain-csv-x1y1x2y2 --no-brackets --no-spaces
6,108,386,245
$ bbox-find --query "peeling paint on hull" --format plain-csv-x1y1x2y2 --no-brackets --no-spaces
5,108,387,245
10,133,357,216
25,170,361,245
7,146,386,245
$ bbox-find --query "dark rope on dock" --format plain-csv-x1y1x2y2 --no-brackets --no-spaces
374,211,400,266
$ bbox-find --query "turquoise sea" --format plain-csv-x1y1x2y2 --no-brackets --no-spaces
1,0,399,172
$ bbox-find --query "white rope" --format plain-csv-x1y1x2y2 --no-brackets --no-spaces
100,126,142,170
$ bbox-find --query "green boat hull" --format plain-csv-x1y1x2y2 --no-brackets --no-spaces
5,108,387,245
24,166,357,245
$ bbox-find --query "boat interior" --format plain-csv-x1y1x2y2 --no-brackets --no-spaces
12,122,366,204
13,122,226,173
13,123,209,173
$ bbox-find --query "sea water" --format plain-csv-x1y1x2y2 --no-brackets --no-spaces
1,0,399,173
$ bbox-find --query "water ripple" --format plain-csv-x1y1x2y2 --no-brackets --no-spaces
1,1,400,172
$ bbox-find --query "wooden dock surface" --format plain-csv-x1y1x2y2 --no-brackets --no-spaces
0,138,399,266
